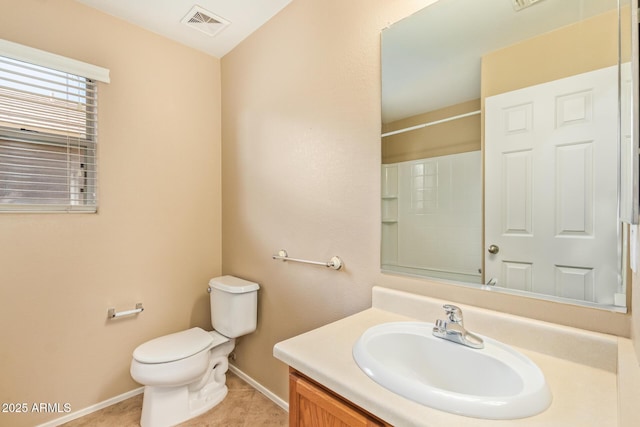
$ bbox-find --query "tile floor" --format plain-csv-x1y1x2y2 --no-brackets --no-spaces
60,372,288,427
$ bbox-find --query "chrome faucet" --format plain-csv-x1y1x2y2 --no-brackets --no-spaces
432,304,484,349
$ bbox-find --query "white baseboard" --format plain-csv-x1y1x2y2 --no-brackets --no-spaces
35,366,286,426
34,387,144,427
228,364,289,412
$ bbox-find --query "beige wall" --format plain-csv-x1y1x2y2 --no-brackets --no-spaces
222,0,634,403
0,1,222,426
482,9,621,99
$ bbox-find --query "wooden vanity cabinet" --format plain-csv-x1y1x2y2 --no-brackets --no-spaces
289,368,392,427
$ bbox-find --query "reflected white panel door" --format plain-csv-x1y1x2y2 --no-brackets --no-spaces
484,66,619,304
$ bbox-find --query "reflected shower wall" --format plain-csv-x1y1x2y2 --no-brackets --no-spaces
381,151,482,282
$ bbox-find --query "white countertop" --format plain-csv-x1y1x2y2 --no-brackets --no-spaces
274,287,629,427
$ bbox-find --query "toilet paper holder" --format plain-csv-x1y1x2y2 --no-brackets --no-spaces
108,303,144,319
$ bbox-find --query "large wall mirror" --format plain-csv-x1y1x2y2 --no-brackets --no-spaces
381,0,639,311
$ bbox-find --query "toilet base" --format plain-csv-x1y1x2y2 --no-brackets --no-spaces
138,339,235,427
140,382,228,427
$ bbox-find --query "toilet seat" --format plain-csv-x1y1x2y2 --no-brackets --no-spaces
130,327,234,389
133,327,228,364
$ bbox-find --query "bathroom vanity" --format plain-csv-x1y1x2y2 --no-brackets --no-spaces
274,287,640,426
289,369,390,427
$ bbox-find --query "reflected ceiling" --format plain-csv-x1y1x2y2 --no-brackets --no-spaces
382,0,618,123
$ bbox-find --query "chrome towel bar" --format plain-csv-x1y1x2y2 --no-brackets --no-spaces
108,303,144,319
272,249,343,270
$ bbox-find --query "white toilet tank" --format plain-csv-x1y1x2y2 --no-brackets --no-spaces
208,275,259,338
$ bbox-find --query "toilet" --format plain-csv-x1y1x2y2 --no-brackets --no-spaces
130,275,259,427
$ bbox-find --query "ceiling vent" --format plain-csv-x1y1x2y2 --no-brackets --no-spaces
512,0,545,11
181,5,230,37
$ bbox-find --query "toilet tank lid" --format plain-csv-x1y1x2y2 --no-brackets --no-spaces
133,327,214,364
209,275,260,293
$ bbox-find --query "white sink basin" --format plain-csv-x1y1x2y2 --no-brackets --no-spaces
352,322,552,420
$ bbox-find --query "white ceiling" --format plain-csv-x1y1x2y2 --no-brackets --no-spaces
75,0,293,58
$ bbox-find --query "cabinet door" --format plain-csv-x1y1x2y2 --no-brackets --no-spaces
289,372,386,427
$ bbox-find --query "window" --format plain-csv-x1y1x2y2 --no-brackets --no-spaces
0,40,109,212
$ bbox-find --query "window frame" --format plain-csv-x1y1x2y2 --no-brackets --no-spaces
0,39,109,213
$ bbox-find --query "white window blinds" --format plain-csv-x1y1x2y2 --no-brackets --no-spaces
0,40,109,212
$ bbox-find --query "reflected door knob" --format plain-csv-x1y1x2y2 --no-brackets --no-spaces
488,244,500,254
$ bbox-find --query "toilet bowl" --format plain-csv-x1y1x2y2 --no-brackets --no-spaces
130,275,259,427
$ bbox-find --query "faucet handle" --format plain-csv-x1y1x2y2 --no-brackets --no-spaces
443,304,463,324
